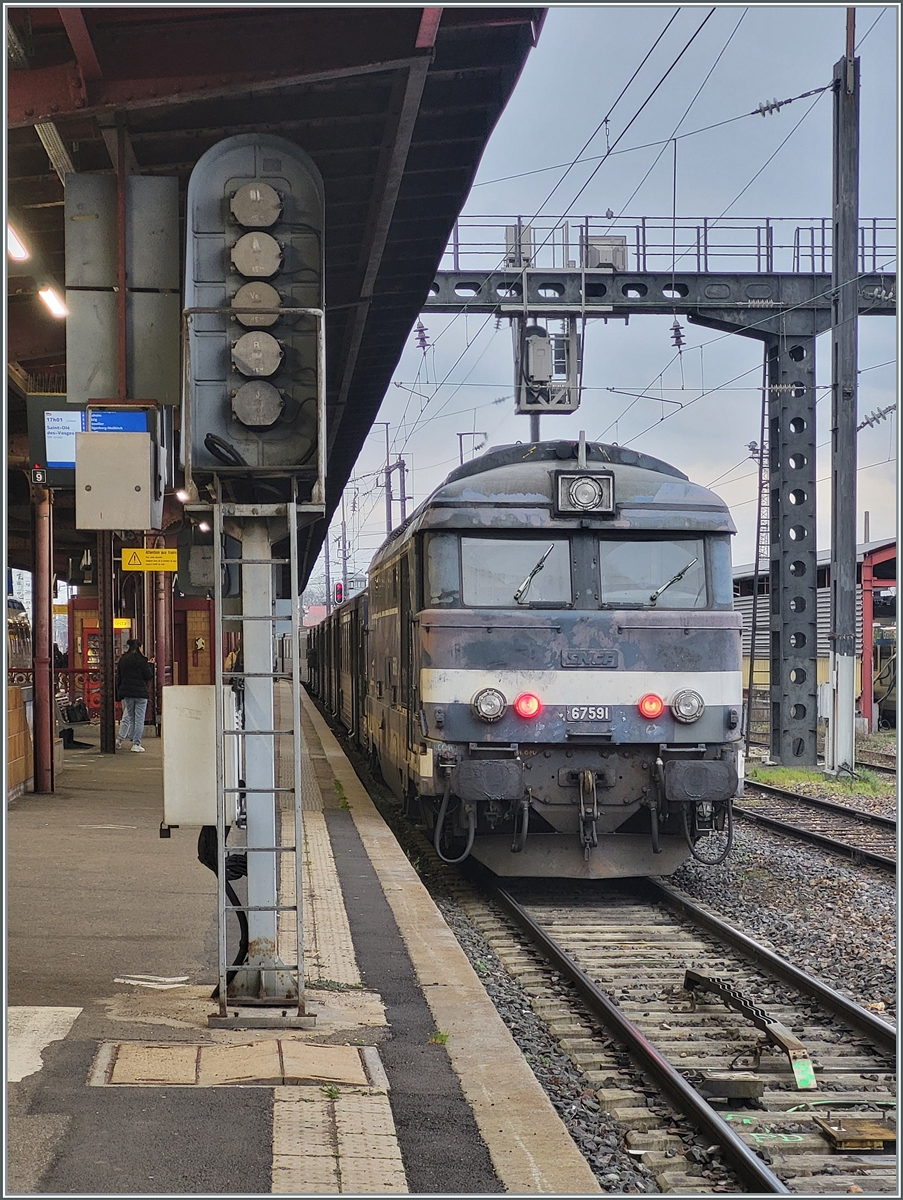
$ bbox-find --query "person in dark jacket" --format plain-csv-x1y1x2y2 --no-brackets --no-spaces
115,638,155,752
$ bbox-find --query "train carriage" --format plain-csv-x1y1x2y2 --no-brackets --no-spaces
312,439,744,879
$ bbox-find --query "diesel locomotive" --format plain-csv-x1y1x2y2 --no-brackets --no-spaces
309,439,744,878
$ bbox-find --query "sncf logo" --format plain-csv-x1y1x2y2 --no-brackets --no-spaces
561,650,618,668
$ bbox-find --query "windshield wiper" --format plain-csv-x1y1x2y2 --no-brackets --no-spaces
649,556,698,605
514,544,555,604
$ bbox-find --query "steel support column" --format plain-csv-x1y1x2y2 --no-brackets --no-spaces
826,45,860,774
235,519,283,998
97,530,116,753
763,331,820,764
32,486,54,793
687,308,825,766
860,555,875,731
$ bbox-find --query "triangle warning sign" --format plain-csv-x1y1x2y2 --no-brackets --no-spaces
127,552,143,566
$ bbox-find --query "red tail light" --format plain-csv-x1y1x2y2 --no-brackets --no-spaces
638,693,665,719
514,692,542,719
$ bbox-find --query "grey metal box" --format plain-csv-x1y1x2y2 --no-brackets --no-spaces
75,432,161,530
163,686,237,825
66,290,180,408
65,174,178,289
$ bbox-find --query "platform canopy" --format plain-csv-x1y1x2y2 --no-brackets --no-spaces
7,5,545,583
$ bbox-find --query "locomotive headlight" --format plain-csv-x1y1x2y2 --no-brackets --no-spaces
555,471,614,515
671,689,705,723
568,475,605,510
472,687,507,722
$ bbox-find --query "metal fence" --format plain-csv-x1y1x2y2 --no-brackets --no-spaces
441,215,896,276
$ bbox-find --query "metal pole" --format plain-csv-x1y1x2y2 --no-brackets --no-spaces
116,120,128,401
323,526,332,614
32,485,54,792
384,422,392,533
826,22,860,775
155,545,167,722
530,413,541,442
744,352,769,758
340,494,348,594
397,457,407,521
97,530,116,753
861,554,875,732
144,559,154,668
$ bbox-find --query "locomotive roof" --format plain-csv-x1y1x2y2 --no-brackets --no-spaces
371,439,735,563
444,440,688,484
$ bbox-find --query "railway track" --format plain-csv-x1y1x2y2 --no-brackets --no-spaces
337,716,896,1192
477,877,897,1195
746,740,897,778
854,756,898,777
735,784,896,872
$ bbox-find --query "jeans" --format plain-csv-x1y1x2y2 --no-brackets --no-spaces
118,697,148,747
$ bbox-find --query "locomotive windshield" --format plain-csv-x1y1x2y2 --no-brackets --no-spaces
460,537,572,607
598,538,706,608
425,533,711,609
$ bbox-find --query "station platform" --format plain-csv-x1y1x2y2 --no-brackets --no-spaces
6,688,601,1195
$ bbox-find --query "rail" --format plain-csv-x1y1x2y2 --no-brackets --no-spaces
489,882,791,1194
735,781,896,872
442,214,896,276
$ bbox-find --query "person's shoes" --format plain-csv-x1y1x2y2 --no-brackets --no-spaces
131,744,145,753
115,739,122,749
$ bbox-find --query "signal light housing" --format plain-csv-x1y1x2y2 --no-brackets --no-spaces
514,692,542,719
638,693,665,719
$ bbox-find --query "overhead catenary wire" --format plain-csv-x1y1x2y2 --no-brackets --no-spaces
529,5,683,217
855,7,888,49
394,18,866,465
349,9,893,557
391,7,707,428
604,7,750,235
539,8,718,235
729,454,897,510
394,9,726,455
598,254,895,447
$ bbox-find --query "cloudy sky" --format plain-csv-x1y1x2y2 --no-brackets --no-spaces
322,3,898,587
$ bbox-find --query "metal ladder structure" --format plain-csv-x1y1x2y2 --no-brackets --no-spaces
209,477,314,1028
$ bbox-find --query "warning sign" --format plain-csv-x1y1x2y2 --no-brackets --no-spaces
121,548,178,572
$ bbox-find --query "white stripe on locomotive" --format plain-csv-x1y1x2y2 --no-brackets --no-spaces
420,669,743,707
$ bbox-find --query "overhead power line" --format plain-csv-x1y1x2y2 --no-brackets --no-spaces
473,87,831,190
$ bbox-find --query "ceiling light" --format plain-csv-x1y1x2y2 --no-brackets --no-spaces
175,488,190,502
198,521,211,533
38,286,68,318
8,224,30,261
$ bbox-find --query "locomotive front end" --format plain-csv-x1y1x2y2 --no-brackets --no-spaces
409,441,743,879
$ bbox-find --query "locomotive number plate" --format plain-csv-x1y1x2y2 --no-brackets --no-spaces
566,706,611,722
